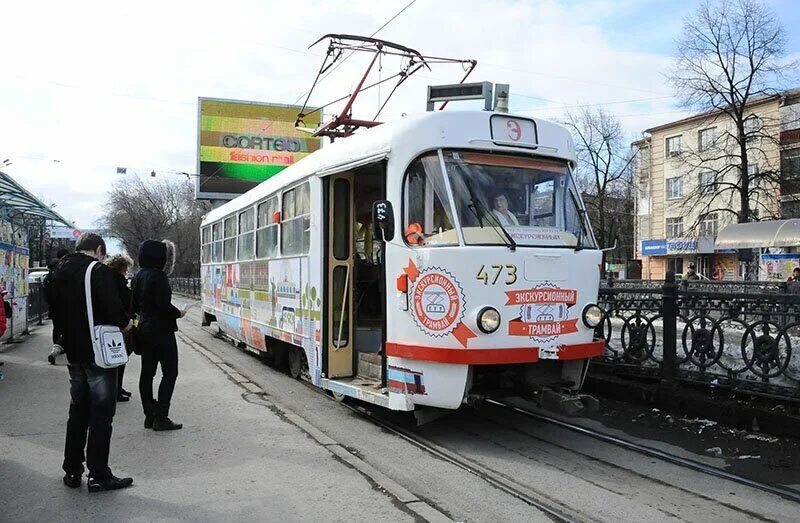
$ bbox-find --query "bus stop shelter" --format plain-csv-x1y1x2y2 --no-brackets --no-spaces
715,219,800,250
1,169,70,341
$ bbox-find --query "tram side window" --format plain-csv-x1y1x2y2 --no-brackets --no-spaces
223,216,237,262
403,153,457,246
281,182,310,256
237,208,255,260
256,196,279,259
211,222,223,263
201,226,211,264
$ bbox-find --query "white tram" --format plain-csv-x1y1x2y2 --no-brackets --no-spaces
200,108,605,412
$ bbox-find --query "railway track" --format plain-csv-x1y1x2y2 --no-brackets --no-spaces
485,399,800,505
338,400,582,523
175,301,799,521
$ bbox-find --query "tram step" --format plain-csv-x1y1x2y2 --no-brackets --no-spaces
357,356,382,380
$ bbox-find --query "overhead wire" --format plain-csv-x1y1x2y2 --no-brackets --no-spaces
291,0,419,106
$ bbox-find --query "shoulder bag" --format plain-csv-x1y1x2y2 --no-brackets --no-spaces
85,261,129,369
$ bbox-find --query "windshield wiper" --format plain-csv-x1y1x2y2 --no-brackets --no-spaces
462,177,517,251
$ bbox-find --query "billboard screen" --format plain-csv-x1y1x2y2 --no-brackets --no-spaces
196,98,322,200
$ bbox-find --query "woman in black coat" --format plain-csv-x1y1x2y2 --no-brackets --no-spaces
104,253,134,401
132,239,185,431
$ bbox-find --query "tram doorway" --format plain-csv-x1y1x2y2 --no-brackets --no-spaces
324,163,387,386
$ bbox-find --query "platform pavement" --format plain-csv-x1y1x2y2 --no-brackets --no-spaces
0,324,417,522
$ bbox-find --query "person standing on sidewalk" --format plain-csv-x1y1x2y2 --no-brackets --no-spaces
49,233,134,492
0,288,8,338
104,253,134,402
132,239,185,431
46,248,71,364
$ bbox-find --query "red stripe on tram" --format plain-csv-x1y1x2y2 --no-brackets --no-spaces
385,340,605,365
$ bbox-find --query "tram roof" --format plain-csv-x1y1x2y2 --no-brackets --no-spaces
202,110,577,226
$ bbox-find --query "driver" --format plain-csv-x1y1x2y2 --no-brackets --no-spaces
491,193,519,227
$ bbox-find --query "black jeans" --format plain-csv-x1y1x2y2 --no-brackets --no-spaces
139,332,179,415
63,363,118,479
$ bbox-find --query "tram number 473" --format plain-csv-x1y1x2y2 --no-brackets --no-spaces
476,264,517,285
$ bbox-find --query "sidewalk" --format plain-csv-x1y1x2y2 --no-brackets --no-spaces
0,324,413,522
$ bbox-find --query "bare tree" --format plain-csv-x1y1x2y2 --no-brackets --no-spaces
563,107,635,263
669,0,795,228
101,176,211,276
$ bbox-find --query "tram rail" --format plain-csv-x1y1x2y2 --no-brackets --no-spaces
486,399,800,505
175,300,798,521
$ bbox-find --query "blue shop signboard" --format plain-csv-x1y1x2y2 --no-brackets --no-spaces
641,239,667,256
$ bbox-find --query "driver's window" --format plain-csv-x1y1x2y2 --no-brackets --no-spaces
403,153,457,246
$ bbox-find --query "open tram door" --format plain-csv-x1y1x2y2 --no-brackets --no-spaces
323,164,388,394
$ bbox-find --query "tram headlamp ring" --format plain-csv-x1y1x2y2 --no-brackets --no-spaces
477,307,501,334
582,304,603,329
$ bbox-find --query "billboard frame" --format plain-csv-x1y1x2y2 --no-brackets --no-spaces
195,96,319,201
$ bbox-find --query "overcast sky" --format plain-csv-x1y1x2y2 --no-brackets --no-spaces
1,0,798,235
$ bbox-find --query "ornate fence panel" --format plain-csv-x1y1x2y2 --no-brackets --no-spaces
596,275,800,401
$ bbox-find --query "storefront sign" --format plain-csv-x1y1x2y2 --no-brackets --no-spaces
641,239,667,256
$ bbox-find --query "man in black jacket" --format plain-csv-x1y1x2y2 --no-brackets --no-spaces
46,248,70,364
49,233,133,492
133,239,185,431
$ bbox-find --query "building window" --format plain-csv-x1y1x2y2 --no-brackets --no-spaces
666,135,682,157
698,127,716,152
223,216,237,262
281,182,310,256
699,213,718,237
782,149,800,180
666,177,683,199
256,196,279,259
237,208,255,260
666,217,683,238
698,171,717,194
211,222,223,263
781,198,800,218
744,116,762,141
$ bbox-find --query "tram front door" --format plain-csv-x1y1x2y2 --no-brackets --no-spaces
324,164,387,382
326,172,355,378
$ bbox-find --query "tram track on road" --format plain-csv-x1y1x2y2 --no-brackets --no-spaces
486,399,800,506
337,401,582,523
174,301,798,521
174,309,581,522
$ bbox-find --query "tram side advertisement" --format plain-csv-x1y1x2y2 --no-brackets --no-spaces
196,98,322,199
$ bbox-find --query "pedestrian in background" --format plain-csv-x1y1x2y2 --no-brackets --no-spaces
788,267,800,282
133,239,185,431
49,233,134,492
104,253,134,402
0,288,8,338
46,248,71,364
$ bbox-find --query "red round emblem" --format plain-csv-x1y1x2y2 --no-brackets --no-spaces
412,272,461,333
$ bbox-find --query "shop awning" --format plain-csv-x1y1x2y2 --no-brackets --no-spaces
0,170,70,225
715,219,800,250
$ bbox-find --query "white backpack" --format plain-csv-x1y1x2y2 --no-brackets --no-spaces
85,261,129,369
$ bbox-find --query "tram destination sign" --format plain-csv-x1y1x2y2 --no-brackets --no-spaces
196,97,322,200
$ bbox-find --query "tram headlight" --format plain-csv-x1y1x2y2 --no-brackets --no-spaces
477,307,501,334
582,304,603,329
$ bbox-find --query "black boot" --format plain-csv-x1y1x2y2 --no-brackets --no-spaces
152,402,182,431
87,473,133,493
143,400,157,429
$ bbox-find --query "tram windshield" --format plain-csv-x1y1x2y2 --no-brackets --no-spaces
442,150,596,249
